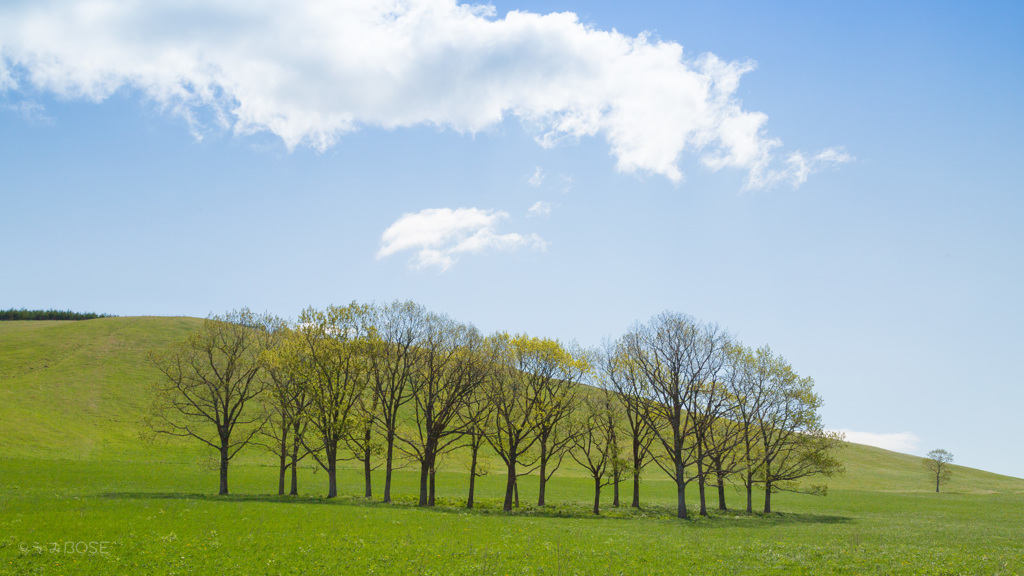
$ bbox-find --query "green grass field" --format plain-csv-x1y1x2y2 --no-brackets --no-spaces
2,318,1023,575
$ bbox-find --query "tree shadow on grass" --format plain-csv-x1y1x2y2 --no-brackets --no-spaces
98,491,854,526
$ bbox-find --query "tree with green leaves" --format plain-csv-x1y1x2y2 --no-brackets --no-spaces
364,300,425,503
289,304,370,499
343,387,383,498
260,325,313,496
398,313,489,506
459,380,494,509
571,387,622,515
485,333,571,512
622,312,728,519
532,342,589,506
148,308,278,495
924,449,954,493
752,348,844,513
600,340,656,509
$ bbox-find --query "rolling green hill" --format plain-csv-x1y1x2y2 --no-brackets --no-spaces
3,316,1024,575
0,317,203,461
1,316,1021,495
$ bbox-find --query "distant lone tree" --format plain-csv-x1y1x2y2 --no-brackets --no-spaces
924,449,954,493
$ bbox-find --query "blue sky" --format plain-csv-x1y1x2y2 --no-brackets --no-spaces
2,0,1022,478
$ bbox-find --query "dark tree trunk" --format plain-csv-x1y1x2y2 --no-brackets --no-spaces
363,427,373,498
419,435,438,507
716,474,727,511
289,421,302,495
593,477,602,515
363,453,372,498
326,443,338,499
935,473,940,493
384,430,395,503
613,468,620,508
631,437,642,508
218,441,229,496
632,467,641,508
538,441,548,506
289,460,299,496
277,439,288,496
428,465,436,506
418,459,431,506
764,480,772,513
502,460,517,512
289,434,300,496
745,474,753,513
514,479,520,508
697,455,708,517
467,441,479,509
675,457,687,519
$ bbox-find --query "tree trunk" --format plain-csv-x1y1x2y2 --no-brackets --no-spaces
363,427,373,498
467,444,479,509
289,421,302,495
327,459,337,499
745,477,753,514
277,443,287,496
326,441,338,499
538,441,548,506
219,442,230,496
384,429,395,503
502,460,517,512
428,465,436,506
675,460,687,519
717,474,727,511
935,472,940,493
276,428,288,496
764,480,772,513
632,467,641,508
289,436,300,496
613,468,620,508
514,479,520,508
289,460,299,496
418,459,431,507
593,477,602,515
363,451,372,498
697,455,708,517
631,437,642,508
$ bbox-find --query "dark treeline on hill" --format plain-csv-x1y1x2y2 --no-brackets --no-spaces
146,302,844,519
0,308,116,321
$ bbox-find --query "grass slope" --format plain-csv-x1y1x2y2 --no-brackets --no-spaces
2,316,1023,574
0,317,203,460
1,316,1020,492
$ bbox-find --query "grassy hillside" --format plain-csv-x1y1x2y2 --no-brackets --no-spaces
3,316,1024,574
0,317,203,460
1,316,1021,495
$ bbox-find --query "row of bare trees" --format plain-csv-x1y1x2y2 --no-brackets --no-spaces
147,304,842,517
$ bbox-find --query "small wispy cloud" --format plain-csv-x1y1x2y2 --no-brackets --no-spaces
835,429,920,454
527,201,552,217
377,207,545,271
1,100,53,125
557,174,573,194
527,166,545,187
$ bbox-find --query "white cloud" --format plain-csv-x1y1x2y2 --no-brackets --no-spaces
377,207,545,271
835,429,920,454
0,0,843,187
527,200,552,217
527,166,545,187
